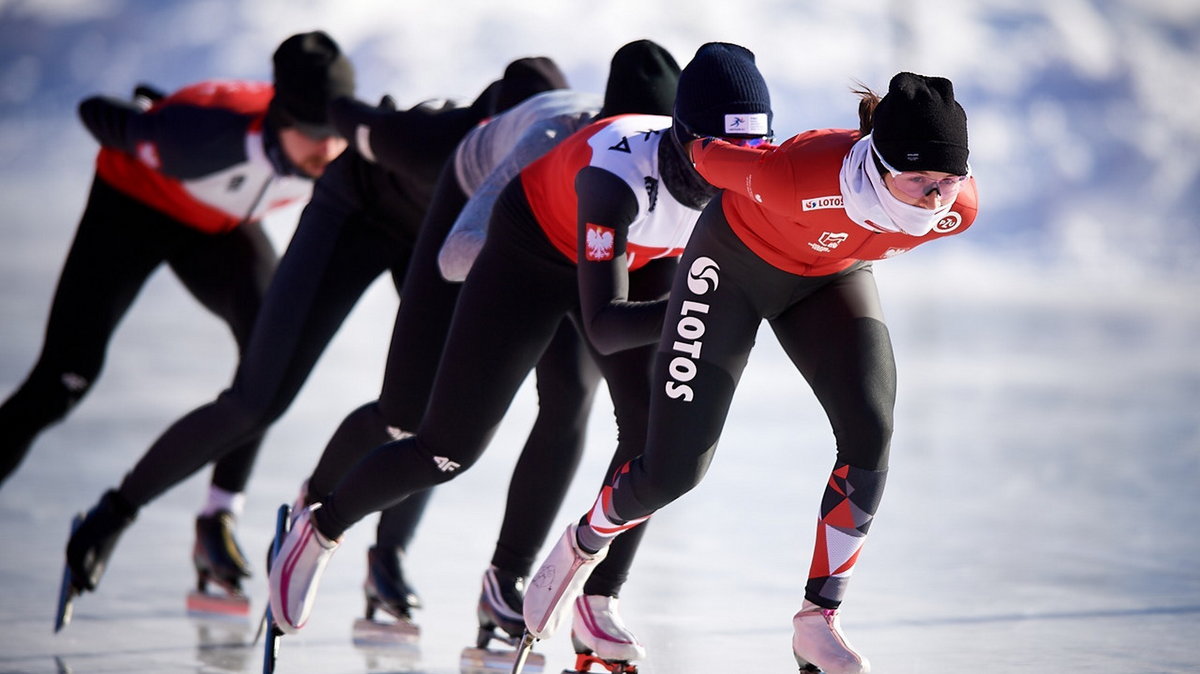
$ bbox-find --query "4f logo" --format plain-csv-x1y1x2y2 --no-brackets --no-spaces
433,456,461,473
227,175,245,192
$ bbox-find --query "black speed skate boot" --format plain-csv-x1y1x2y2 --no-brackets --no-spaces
460,566,546,673
57,489,137,631
187,510,252,619
352,545,421,646
66,489,137,592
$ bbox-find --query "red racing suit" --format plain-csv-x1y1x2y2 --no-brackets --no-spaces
83,80,314,234
691,128,979,274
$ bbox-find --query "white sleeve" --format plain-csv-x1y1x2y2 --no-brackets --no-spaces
438,112,593,282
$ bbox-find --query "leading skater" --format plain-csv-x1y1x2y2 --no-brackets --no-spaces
268,42,774,670
520,72,979,674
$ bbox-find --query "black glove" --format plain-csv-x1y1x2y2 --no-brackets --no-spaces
132,83,166,103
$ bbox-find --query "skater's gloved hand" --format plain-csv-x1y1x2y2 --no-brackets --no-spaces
329,94,400,164
132,83,166,108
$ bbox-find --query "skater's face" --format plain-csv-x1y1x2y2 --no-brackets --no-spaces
279,127,348,178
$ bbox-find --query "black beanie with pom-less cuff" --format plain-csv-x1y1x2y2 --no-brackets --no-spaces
871,72,969,175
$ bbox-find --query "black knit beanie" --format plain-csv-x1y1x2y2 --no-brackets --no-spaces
491,57,570,115
872,72,969,175
598,39,680,119
268,31,356,139
673,42,772,141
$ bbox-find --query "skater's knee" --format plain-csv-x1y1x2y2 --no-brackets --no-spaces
834,410,892,470
214,388,285,435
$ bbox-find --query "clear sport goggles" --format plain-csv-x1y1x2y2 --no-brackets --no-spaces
872,142,969,200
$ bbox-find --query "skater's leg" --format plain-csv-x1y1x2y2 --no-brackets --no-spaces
115,199,400,508
270,187,577,631
770,267,894,609
771,268,892,674
476,318,601,640
168,220,277,592
489,318,602,577
0,180,175,486
306,164,470,621
525,209,764,641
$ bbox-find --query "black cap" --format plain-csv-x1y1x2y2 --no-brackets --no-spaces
269,31,356,139
872,72,969,175
673,42,772,141
598,39,680,119
491,57,569,115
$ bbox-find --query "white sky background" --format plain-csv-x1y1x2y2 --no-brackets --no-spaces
0,1,1198,672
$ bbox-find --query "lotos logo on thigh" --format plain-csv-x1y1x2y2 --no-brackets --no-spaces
666,257,720,403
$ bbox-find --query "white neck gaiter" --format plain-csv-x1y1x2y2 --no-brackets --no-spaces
839,135,954,236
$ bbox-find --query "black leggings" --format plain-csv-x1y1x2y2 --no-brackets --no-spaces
114,168,415,511
315,180,669,595
609,196,896,519
305,162,603,556
0,178,274,488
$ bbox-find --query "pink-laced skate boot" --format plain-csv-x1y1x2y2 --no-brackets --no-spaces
267,504,340,634
522,523,608,639
571,594,646,664
792,600,871,673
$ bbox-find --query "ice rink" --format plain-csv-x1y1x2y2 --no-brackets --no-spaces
2,197,1197,673
2,2,1199,672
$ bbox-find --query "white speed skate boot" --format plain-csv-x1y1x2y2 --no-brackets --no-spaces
523,523,608,639
268,504,340,634
792,601,871,673
569,594,645,671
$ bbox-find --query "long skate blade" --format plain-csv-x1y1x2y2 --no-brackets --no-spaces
260,503,291,674
187,590,251,622
461,645,544,673
251,607,268,645
54,513,85,633
351,616,420,647
507,630,539,674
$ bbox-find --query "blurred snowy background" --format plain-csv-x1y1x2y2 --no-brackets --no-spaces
1,1,1198,672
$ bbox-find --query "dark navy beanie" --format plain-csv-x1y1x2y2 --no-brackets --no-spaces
673,42,772,140
872,72,969,175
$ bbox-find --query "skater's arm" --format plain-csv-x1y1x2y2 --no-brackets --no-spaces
575,166,668,355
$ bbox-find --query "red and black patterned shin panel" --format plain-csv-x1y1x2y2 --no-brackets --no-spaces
581,461,651,550
805,463,888,607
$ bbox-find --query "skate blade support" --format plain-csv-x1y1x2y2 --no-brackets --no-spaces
53,513,85,633
351,615,420,647
505,630,541,674
563,652,640,673
259,503,291,674
186,589,251,622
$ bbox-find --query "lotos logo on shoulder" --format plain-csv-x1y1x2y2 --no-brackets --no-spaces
666,256,721,403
